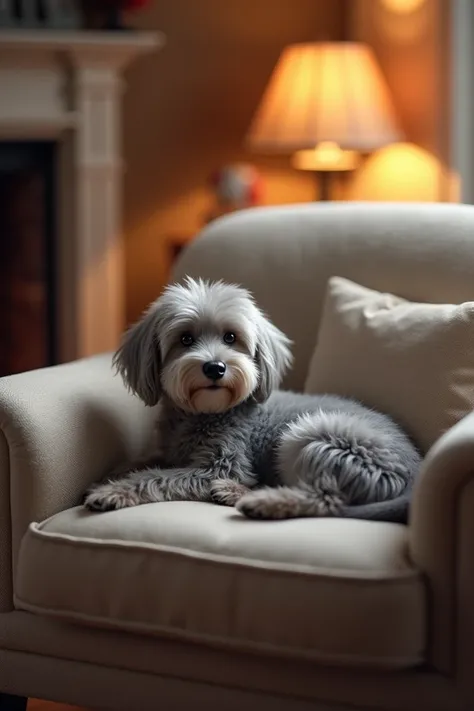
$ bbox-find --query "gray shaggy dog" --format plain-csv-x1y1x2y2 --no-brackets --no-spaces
84,277,421,522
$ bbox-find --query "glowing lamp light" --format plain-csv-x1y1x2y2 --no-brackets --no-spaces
246,42,402,199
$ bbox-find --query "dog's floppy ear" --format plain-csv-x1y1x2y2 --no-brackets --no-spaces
254,311,293,403
113,302,162,406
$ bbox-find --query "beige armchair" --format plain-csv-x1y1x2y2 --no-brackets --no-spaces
1,203,474,711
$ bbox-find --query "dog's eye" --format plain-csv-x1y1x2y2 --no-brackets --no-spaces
180,332,194,347
223,332,236,345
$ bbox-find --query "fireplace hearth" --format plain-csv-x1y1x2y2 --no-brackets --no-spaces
0,141,57,376
0,29,162,370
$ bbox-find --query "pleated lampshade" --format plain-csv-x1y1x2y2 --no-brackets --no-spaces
247,42,402,156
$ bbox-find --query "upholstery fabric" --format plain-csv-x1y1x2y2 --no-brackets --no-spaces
0,614,465,711
1,203,474,710
0,354,157,603
304,276,474,453
15,502,425,668
410,409,474,678
174,202,474,391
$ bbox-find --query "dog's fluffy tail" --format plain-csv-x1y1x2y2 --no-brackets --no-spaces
239,408,420,522
340,489,413,523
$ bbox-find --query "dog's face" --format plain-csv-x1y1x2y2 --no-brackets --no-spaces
114,277,292,414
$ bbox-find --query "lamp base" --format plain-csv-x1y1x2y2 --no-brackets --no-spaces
292,143,358,200
316,171,335,201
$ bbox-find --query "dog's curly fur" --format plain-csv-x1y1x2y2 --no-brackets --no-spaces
84,278,421,522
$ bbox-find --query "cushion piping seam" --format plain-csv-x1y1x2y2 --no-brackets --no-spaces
25,524,421,584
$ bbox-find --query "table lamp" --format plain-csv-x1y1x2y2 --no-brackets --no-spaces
246,42,402,200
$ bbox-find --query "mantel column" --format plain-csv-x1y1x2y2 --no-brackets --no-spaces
71,63,124,358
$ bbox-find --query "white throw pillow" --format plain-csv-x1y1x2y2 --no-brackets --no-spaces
304,276,474,453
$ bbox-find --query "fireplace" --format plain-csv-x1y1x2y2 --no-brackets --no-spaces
0,141,57,376
0,29,162,369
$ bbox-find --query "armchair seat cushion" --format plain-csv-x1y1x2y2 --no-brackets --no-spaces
14,501,426,669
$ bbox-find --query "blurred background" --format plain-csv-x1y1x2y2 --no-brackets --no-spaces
0,0,470,378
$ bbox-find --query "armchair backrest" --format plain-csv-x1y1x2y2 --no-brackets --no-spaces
174,202,474,390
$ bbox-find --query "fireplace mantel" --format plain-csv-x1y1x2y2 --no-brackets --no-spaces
0,29,161,68
0,29,164,362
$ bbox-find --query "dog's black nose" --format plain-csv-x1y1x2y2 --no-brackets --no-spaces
202,361,226,381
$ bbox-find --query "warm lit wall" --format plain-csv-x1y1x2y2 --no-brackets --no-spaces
346,142,459,202
123,0,453,322
346,0,453,202
123,0,345,323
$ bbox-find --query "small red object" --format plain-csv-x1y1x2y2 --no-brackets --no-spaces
123,0,150,9
102,0,150,9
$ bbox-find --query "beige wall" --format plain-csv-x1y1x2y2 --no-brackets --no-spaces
123,0,345,323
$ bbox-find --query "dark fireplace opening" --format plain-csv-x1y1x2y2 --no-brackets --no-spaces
0,141,57,377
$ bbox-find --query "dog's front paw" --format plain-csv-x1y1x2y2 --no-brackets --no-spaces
210,479,251,507
83,482,140,512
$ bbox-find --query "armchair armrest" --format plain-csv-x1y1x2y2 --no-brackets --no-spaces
410,410,474,689
0,354,156,611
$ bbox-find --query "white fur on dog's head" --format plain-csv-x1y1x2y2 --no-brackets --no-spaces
113,277,293,414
